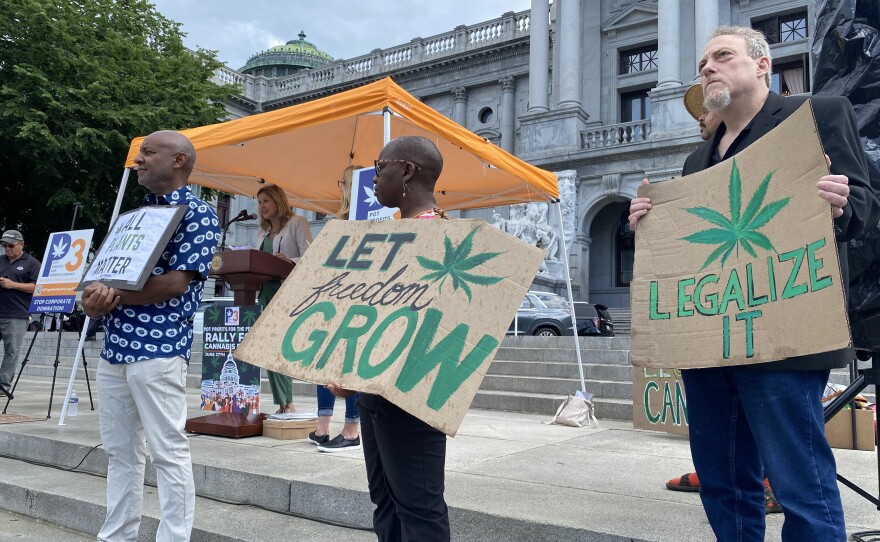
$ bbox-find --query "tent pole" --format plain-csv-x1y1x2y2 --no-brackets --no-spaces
554,200,587,394
383,107,391,145
59,168,131,426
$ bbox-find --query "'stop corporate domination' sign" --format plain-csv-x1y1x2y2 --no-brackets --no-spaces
630,102,850,369
30,229,95,314
234,219,544,436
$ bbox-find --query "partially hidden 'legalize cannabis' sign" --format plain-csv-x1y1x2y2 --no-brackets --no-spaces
234,219,544,435
631,102,850,369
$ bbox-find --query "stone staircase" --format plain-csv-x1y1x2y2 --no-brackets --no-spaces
11,332,873,421
12,332,637,421
606,307,631,335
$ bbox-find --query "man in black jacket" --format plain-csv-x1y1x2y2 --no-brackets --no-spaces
629,26,880,541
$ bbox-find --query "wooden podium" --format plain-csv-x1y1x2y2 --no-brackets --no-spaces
208,249,295,306
185,249,294,438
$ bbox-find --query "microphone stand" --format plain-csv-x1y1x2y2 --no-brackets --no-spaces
220,211,251,251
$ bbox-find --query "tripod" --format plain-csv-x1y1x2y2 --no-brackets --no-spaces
2,314,44,412
45,312,95,419
823,353,879,510
2,312,95,418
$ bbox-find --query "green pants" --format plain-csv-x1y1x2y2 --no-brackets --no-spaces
267,370,293,405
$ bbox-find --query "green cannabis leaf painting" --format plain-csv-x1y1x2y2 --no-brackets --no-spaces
681,158,791,270
416,227,505,301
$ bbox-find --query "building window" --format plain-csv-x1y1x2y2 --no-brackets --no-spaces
619,44,658,75
478,107,494,124
753,11,808,45
770,59,809,95
216,194,231,229
620,90,652,123
616,211,635,287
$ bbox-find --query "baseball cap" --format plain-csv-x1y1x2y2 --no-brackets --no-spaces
1,230,24,244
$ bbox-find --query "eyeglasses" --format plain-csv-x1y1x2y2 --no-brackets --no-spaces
374,159,422,177
1,242,20,248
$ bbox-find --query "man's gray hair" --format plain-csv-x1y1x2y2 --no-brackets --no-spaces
709,26,773,88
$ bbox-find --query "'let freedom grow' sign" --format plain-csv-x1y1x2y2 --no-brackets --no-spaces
234,219,543,435
631,102,850,369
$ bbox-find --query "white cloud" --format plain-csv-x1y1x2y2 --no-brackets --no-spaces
152,0,530,68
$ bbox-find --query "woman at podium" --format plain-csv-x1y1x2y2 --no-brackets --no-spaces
255,183,313,413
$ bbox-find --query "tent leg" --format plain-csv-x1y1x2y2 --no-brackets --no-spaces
59,167,131,426
553,201,588,395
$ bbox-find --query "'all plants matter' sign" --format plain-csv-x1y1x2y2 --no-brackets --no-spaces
233,219,544,435
631,102,850,369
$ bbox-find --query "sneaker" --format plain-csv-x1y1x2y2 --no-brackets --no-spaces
317,434,361,453
307,431,330,445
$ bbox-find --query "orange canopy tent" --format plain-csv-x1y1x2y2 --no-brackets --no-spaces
123,77,558,213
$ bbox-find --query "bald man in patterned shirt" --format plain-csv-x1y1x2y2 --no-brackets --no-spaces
83,131,220,542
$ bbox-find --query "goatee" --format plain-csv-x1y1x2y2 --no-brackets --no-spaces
704,87,731,113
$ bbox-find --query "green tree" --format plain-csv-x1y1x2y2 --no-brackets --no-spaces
0,0,239,255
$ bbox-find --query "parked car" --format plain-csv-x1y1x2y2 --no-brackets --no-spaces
507,291,574,337
572,301,614,336
193,296,234,334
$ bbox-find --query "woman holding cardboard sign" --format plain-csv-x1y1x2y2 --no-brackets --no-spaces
255,183,313,414
328,136,451,542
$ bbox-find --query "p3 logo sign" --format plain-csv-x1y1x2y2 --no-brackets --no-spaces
42,232,88,277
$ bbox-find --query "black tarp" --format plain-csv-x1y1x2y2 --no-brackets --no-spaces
813,0,880,351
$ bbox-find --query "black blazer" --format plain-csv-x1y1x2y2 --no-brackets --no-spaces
682,92,880,370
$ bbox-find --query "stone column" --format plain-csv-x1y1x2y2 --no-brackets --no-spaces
656,0,682,88
694,0,720,71
499,76,516,153
528,0,550,113
581,0,601,121
557,0,582,109
451,87,467,126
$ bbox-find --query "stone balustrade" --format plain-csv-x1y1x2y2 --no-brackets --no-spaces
213,66,245,86
581,119,653,149
215,9,531,105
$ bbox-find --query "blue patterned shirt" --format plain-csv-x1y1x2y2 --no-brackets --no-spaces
101,186,220,364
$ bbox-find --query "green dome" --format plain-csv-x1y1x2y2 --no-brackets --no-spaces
239,31,333,77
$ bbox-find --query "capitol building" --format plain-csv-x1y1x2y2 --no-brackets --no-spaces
213,0,815,314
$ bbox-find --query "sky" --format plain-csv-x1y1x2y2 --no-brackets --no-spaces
150,0,532,70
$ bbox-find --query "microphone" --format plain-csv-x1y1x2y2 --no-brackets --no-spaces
228,210,256,224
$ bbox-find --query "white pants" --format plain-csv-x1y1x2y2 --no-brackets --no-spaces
97,356,194,542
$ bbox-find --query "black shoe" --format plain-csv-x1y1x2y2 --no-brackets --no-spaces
0,383,12,399
84,335,96,342
317,434,361,453
307,431,330,445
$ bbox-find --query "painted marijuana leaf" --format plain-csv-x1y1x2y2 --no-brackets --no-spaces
416,227,504,301
681,158,790,270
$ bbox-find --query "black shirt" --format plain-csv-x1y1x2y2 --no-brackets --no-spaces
0,252,41,318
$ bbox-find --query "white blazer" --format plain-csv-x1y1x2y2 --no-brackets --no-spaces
255,215,313,264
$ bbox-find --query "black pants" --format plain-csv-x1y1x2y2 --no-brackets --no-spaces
358,393,450,542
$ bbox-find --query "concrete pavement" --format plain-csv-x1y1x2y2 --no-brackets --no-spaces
0,374,878,541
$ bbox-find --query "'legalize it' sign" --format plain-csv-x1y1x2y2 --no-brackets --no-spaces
631,102,850,369
234,219,543,435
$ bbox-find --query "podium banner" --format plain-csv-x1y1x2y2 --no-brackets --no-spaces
200,303,262,415
233,219,543,435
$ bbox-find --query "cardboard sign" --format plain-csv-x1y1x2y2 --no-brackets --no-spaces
631,367,689,436
200,303,263,415
348,167,397,221
30,229,94,314
233,219,544,435
631,102,849,368
80,206,186,290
